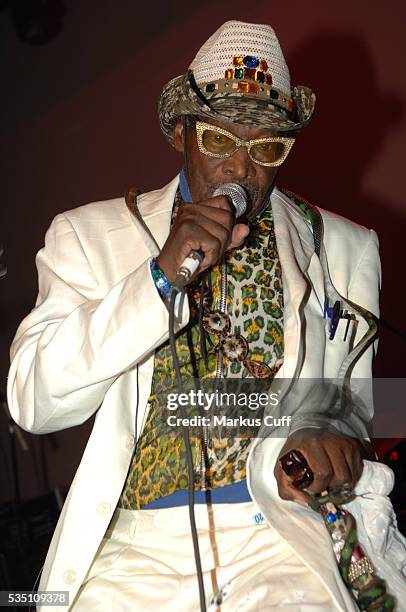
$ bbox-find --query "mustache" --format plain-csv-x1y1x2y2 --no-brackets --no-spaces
207,182,259,208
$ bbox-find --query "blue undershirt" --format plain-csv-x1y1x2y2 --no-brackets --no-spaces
144,480,251,508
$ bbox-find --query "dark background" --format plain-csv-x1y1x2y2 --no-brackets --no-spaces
0,1,405,508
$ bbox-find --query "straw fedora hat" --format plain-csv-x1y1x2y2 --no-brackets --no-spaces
159,20,316,145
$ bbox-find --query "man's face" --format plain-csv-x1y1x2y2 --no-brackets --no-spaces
173,116,283,218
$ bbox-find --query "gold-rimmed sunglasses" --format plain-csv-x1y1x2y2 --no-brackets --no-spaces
195,120,295,167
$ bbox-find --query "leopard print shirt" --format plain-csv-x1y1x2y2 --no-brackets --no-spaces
118,194,284,509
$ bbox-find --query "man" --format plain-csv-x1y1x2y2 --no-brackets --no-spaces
7,20,405,611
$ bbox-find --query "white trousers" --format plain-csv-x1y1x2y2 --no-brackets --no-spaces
71,502,338,611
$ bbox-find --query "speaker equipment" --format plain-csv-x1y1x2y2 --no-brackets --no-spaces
0,490,64,592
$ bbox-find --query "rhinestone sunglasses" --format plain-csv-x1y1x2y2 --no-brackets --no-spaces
195,120,295,167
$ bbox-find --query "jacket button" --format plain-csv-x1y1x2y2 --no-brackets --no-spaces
96,502,111,515
63,569,76,584
126,435,135,449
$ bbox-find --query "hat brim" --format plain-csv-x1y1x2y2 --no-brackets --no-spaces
159,73,316,145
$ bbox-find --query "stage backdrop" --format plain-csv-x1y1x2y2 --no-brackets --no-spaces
0,0,404,503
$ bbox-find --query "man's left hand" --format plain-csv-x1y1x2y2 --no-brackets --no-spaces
274,429,366,506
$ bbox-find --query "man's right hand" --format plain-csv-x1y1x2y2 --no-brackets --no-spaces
156,195,250,283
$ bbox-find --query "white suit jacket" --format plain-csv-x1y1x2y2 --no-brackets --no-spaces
9,176,404,611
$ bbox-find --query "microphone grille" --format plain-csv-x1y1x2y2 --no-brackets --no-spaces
212,183,247,218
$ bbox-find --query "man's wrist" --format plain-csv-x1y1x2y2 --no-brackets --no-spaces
150,258,174,301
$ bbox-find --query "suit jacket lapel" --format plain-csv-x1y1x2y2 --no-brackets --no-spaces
137,175,179,250
271,187,325,377
106,176,179,280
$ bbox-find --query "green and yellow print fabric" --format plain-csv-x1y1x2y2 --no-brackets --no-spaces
220,205,284,377
118,198,284,510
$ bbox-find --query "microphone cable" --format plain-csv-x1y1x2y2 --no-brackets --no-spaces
168,287,207,612
0,243,7,277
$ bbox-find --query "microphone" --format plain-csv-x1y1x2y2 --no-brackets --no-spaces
174,183,248,289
